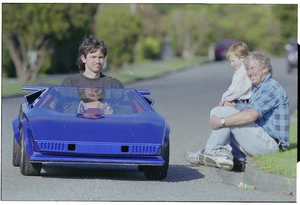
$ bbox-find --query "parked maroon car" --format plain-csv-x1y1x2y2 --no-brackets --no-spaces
214,39,237,61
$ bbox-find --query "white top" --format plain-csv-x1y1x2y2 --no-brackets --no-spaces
221,64,252,102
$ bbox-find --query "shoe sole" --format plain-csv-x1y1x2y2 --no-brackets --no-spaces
199,154,233,171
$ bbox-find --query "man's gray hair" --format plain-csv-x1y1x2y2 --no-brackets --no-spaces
244,51,272,75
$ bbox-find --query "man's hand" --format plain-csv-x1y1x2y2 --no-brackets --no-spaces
218,100,225,106
223,101,236,108
209,115,223,130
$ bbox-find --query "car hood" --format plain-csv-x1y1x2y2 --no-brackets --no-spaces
27,108,166,144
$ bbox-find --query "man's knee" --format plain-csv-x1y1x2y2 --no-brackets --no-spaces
210,106,239,117
210,106,222,117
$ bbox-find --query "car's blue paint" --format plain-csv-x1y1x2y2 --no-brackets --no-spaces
12,117,21,144
12,86,170,168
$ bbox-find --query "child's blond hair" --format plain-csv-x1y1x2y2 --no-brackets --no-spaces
226,42,249,59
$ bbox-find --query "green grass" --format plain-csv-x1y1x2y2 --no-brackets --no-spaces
252,112,298,177
109,57,204,84
2,82,26,97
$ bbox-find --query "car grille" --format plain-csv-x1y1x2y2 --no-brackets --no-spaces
130,145,159,154
37,141,160,155
38,142,65,152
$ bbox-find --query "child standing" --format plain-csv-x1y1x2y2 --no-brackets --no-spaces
219,42,252,111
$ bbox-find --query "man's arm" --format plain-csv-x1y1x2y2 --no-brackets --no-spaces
209,108,259,130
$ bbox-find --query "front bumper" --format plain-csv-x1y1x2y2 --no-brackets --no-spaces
30,153,165,166
31,140,165,165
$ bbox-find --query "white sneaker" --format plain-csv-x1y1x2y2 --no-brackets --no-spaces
198,153,233,171
184,150,203,165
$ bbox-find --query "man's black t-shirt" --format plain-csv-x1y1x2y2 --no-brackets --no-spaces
61,73,124,88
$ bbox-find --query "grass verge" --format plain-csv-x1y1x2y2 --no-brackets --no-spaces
109,57,204,84
252,111,298,177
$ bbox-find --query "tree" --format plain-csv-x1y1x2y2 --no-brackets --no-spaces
209,5,282,54
94,4,141,71
2,3,97,83
272,5,298,42
2,42,15,78
135,4,165,61
137,4,164,38
164,5,213,59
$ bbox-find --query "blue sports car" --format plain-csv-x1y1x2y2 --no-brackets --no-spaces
12,86,170,180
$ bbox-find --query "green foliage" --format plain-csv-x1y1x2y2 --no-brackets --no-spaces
2,42,15,77
207,5,282,54
39,57,52,75
2,3,298,79
162,4,295,57
164,5,213,59
3,4,69,42
136,4,164,38
66,4,98,30
154,4,179,15
136,37,161,62
272,5,298,44
2,3,97,82
95,4,141,71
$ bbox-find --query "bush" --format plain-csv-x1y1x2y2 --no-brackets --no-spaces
2,42,15,78
138,37,161,61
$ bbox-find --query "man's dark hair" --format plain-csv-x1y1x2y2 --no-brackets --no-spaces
77,35,108,72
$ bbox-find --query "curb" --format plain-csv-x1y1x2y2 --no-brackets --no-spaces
242,158,296,196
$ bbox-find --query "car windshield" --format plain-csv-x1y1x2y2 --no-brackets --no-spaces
35,87,151,116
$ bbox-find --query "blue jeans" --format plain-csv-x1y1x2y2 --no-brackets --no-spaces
203,106,279,161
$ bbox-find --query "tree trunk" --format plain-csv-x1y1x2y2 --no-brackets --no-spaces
3,33,53,84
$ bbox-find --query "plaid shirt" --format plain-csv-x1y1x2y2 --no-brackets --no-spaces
246,74,290,150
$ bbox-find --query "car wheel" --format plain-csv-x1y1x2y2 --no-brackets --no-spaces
13,137,21,166
138,165,145,171
20,128,42,176
144,143,169,180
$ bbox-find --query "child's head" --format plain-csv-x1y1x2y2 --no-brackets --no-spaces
226,42,249,69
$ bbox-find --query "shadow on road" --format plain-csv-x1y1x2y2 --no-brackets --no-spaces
40,164,204,182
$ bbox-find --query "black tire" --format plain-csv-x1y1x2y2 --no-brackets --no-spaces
13,137,21,166
215,56,223,61
138,165,145,171
20,129,42,176
144,143,169,180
